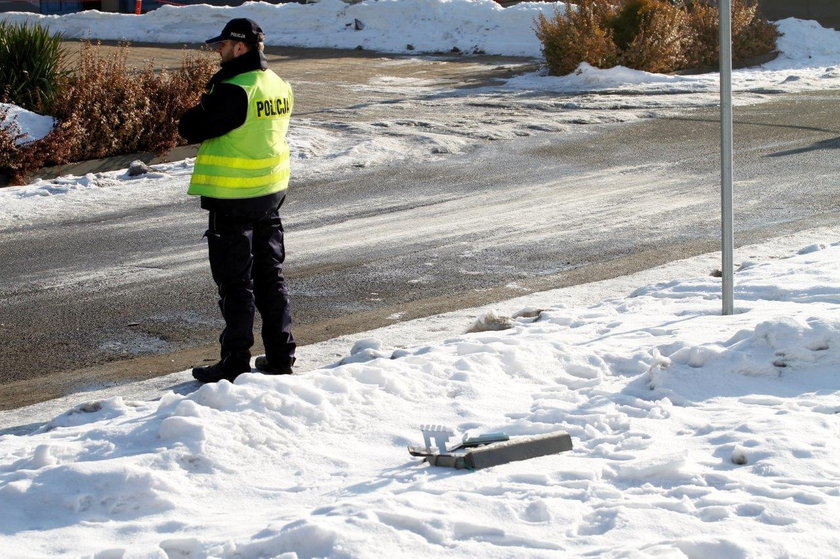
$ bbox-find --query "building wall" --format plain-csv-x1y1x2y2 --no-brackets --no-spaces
0,0,100,13
0,0,39,12
2,0,840,27
759,0,839,28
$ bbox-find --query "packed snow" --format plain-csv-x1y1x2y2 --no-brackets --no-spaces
2,232,840,558
1,2,840,557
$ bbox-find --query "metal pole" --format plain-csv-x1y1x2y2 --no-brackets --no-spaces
720,0,734,315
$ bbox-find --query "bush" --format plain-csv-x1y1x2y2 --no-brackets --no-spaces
615,0,688,73
730,0,779,65
537,0,778,75
53,42,216,162
682,1,719,68
535,0,619,76
684,0,780,69
0,22,68,113
0,105,76,184
0,42,215,185
0,105,23,182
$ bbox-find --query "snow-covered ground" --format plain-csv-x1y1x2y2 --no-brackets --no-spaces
2,227,840,558
2,2,840,557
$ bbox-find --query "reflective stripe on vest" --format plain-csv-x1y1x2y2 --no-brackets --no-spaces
188,69,293,199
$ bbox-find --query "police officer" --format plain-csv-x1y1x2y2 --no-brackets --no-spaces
179,18,296,383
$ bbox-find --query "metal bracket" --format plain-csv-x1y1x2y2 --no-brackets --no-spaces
420,424,454,454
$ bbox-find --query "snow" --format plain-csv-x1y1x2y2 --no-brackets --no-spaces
0,103,54,145
2,231,840,558
507,19,840,96
0,0,560,56
1,2,840,557
3,14,840,228
1,6,839,226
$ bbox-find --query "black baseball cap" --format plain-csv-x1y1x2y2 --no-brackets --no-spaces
205,18,265,45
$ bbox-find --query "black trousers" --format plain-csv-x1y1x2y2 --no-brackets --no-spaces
205,206,296,370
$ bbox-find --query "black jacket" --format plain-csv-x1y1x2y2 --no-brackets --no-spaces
179,49,286,214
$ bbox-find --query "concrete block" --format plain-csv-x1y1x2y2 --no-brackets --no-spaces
464,431,573,470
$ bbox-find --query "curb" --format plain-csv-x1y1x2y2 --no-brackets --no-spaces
1,144,199,187
37,144,199,181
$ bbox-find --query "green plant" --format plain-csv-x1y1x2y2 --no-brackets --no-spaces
0,22,68,113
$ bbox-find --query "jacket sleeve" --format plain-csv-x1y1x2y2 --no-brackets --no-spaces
178,83,249,144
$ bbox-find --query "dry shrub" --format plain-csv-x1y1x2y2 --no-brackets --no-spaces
615,0,689,73
0,105,23,181
0,42,215,185
684,0,779,69
55,42,216,162
54,43,152,160
683,0,719,68
537,0,778,75
0,104,79,184
730,0,779,64
535,0,619,76
142,51,217,154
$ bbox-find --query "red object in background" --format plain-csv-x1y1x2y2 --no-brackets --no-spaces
134,0,141,14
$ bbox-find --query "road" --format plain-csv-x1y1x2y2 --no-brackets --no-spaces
1,43,839,409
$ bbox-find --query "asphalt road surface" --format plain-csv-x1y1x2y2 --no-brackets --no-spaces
1,43,839,409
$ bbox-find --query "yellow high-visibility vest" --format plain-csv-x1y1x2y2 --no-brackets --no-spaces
188,69,293,199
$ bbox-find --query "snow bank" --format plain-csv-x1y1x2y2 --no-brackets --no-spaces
0,0,562,57
0,103,54,145
2,241,840,557
767,17,840,70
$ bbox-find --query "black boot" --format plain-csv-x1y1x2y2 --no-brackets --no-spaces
192,360,250,383
254,355,294,375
